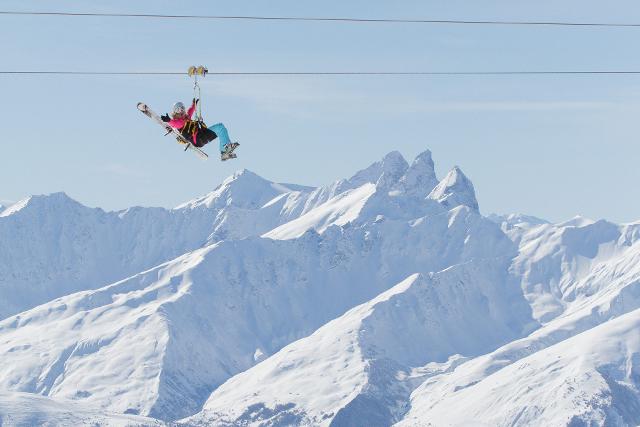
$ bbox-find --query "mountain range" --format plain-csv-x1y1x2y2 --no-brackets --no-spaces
0,149,638,426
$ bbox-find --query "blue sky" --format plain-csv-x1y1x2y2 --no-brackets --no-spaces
2,0,640,222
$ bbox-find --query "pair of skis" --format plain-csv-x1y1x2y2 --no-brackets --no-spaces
137,102,239,161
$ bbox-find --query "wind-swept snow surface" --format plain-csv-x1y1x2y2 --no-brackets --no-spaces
263,183,377,239
399,308,640,427
0,391,163,426
1,149,639,426
186,259,532,427
0,204,515,420
0,175,303,319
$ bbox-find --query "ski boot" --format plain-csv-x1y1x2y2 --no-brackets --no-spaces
220,142,239,161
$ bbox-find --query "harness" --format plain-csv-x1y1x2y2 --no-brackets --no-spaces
181,119,208,145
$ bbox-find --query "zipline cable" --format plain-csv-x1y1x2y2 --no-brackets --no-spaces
1,11,640,28
3,70,640,76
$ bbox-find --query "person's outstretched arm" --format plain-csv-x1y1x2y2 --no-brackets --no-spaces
187,99,198,119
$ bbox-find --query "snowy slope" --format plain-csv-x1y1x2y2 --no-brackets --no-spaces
397,237,640,426
399,308,640,427
509,218,640,322
185,258,532,427
0,171,317,319
263,183,377,240
0,162,514,421
0,391,163,427
186,229,640,426
0,151,439,320
1,148,639,426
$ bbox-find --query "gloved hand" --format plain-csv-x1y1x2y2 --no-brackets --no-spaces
161,114,170,122
193,98,199,105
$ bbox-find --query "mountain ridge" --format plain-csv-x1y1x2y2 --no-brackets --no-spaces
0,149,638,426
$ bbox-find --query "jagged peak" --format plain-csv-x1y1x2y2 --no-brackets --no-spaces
379,151,409,175
428,166,479,211
397,149,439,197
382,150,407,164
347,151,409,190
438,166,467,189
414,149,434,164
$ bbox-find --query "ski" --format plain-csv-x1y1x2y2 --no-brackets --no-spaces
137,102,209,160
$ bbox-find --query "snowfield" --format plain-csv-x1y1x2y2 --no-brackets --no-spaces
399,307,640,427
0,149,638,426
0,391,163,427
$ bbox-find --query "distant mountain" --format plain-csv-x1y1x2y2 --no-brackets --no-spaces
0,150,638,426
0,170,307,319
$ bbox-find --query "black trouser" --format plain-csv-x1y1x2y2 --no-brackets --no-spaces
193,128,218,148
180,127,218,148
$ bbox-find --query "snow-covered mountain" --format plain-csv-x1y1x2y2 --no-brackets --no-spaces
0,149,638,426
0,151,435,320
0,171,314,319
186,260,531,427
399,307,640,426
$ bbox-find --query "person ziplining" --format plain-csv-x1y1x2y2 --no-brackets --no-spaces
137,65,239,161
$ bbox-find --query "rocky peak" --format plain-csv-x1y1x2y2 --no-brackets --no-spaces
397,150,439,197
427,166,479,211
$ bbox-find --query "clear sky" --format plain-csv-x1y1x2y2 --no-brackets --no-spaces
2,0,640,222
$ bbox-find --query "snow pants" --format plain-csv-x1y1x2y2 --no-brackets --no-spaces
208,123,231,152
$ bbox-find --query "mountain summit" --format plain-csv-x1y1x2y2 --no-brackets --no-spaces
347,150,409,190
395,149,439,197
428,165,479,211
177,168,303,210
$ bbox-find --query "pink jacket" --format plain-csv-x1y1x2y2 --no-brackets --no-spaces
168,101,196,130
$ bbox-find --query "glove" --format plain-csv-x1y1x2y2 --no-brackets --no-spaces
161,114,170,122
193,98,199,105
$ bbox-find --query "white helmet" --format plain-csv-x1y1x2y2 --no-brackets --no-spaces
172,102,186,117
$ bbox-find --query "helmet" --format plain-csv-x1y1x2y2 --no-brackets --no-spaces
172,102,186,117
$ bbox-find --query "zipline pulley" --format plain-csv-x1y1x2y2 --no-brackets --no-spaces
187,65,208,122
